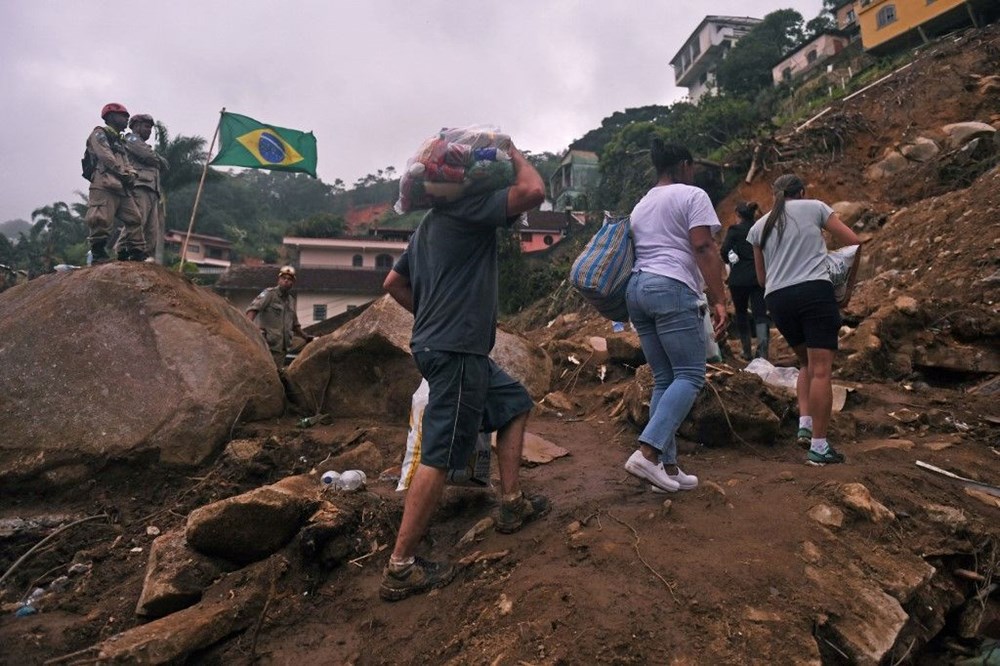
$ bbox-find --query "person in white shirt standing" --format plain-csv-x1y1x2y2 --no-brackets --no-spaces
623,140,728,493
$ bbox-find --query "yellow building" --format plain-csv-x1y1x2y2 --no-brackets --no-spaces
857,0,997,53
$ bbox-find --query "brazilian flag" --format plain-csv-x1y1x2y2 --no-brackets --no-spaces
210,112,318,178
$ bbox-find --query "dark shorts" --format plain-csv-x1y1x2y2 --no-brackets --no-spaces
765,280,841,350
413,350,534,470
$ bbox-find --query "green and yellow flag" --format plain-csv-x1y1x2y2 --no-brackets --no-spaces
210,111,318,178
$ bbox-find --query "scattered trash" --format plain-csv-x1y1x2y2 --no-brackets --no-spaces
743,358,850,412
597,364,607,383
14,605,37,617
611,321,626,333
567,354,581,366
129,547,143,554
298,414,330,428
146,526,160,537
321,469,366,492
457,517,495,547
67,563,91,576
48,576,71,592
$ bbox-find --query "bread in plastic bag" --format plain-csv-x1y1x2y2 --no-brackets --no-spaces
395,125,516,214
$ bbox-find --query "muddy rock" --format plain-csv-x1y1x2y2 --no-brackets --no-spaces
831,201,869,226
136,530,228,618
899,136,940,162
678,373,781,446
808,503,845,528
286,295,551,421
865,150,909,180
542,391,577,413
605,331,644,365
299,501,360,566
940,121,996,148
96,556,284,664
326,440,384,476
0,264,283,484
186,475,321,564
839,483,895,523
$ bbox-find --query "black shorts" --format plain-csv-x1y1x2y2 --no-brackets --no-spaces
413,350,534,469
765,280,841,350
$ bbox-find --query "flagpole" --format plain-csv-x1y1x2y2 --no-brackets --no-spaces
178,107,225,272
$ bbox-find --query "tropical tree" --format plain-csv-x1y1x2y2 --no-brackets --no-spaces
30,201,88,271
716,10,806,99
154,122,212,194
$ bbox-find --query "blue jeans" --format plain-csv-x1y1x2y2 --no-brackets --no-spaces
626,272,706,465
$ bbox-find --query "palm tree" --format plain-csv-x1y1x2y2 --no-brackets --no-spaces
154,121,214,194
30,201,86,271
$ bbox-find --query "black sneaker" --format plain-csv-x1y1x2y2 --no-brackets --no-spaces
494,492,551,534
379,556,456,602
91,245,111,265
127,248,150,262
116,247,130,261
807,447,846,466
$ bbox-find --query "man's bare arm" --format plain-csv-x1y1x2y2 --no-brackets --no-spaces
383,269,414,313
506,147,546,217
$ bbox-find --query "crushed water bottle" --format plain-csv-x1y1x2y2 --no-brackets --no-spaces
338,470,366,491
320,469,366,491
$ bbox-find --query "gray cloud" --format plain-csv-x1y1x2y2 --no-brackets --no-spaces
0,0,821,222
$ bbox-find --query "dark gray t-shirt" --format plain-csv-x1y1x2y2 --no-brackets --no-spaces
393,189,511,355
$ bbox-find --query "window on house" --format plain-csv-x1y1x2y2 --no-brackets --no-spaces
807,50,818,63
312,304,327,322
188,244,201,254
847,9,856,23
543,235,554,246
352,254,363,267
520,233,532,243
700,71,709,84
691,40,701,58
782,67,793,82
207,247,224,259
375,254,393,269
876,5,897,28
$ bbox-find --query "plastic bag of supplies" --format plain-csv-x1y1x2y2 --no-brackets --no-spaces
397,379,494,491
395,125,516,214
826,244,861,306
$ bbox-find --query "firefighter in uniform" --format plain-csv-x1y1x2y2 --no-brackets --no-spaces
119,113,169,263
246,266,314,367
83,103,147,263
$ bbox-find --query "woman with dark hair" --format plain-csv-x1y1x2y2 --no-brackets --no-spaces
748,174,861,465
623,139,728,493
721,201,770,360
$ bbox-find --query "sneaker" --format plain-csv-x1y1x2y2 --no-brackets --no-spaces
624,450,680,493
379,556,456,602
666,466,698,490
796,428,812,448
807,447,846,466
494,492,551,534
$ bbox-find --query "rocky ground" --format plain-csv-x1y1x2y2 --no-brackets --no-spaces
1,22,999,666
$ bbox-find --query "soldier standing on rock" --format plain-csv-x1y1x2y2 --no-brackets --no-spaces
82,103,148,263
246,266,314,368
118,114,168,263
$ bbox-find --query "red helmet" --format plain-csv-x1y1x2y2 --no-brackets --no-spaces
101,103,129,120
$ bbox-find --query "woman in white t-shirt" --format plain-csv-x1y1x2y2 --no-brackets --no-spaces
747,174,861,465
623,140,728,493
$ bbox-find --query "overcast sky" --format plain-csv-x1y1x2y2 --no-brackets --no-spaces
0,0,822,223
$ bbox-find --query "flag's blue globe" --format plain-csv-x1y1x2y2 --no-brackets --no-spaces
258,132,286,163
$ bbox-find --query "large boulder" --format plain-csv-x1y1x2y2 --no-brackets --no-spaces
0,264,283,485
136,530,229,618
286,295,551,422
940,121,995,148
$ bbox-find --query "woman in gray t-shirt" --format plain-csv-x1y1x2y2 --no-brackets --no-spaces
747,174,860,466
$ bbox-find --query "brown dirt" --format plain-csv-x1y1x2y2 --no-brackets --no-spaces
2,22,1000,666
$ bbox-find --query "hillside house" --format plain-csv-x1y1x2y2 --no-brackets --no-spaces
214,265,388,325
670,16,762,101
772,30,851,86
832,0,861,36
549,150,600,212
857,0,997,54
164,230,232,274
516,211,576,253
214,230,411,323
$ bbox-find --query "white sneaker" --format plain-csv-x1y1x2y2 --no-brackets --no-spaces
625,450,679,493
649,466,699,493
667,466,698,490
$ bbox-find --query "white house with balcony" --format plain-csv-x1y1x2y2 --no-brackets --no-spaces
670,15,761,102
